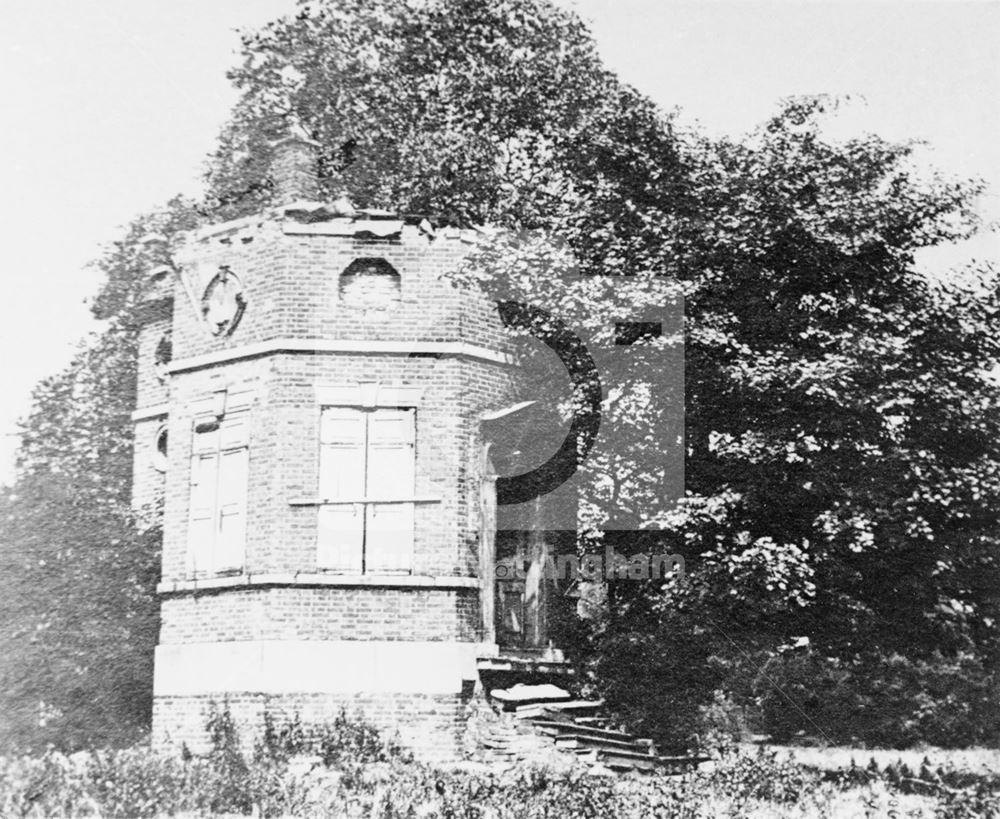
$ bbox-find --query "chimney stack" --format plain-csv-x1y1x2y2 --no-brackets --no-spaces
270,121,321,205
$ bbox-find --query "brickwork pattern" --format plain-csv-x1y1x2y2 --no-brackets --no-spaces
158,587,480,644
166,224,511,363
136,212,518,762
135,312,172,410
158,353,512,581
132,416,167,516
153,691,472,762
271,138,320,203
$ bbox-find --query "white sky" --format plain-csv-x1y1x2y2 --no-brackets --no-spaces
0,0,997,484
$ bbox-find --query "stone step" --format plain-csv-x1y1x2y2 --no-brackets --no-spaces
554,734,656,755
479,687,706,774
573,716,609,726
599,749,663,773
530,720,634,743
490,683,571,708
513,699,604,718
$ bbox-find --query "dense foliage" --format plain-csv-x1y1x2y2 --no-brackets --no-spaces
1,0,998,752
554,98,1000,748
0,200,198,751
206,0,632,225
0,322,161,751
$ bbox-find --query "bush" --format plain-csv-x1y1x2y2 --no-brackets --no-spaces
315,707,410,767
588,616,733,752
754,651,1000,747
706,745,818,805
696,690,754,751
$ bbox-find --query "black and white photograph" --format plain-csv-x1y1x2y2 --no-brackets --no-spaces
0,0,998,815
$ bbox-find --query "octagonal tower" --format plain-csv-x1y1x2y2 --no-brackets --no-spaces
131,135,527,760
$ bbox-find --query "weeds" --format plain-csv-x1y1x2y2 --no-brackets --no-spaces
0,707,997,817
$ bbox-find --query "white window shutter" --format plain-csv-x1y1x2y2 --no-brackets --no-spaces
219,414,250,449
192,424,219,454
318,504,365,572
187,409,250,576
317,407,366,571
364,503,414,573
365,409,415,573
188,452,218,572
215,447,248,572
321,407,367,447
319,408,366,500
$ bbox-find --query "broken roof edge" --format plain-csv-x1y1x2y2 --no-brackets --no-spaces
185,199,497,246
280,198,496,231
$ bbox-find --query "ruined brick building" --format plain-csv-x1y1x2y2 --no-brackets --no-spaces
131,133,571,760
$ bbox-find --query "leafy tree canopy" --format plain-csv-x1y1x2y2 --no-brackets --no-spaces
205,0,677,226
2,0,998,750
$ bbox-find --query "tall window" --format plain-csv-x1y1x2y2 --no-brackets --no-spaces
318,407,415,573
188,406,249,574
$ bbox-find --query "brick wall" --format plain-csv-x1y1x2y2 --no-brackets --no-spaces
270,136,321,203
168,222,511,364
153,691,472,762
159,587,479,644
138,209,517,763
132,415,166,516
158,352,512,581
135,309,172,410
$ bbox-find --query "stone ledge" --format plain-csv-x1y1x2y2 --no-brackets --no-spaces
131,403,170,422
154,639,479,696
166,337,513,374
288,496,442,506
157,572,480,595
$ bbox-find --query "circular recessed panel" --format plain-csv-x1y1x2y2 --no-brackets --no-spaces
202,268,246,336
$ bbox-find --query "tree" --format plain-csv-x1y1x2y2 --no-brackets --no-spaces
0,200,198,751
204,0,671,227
3,0,997,751
0,476,161,751
468,97,1000,747
0,325,161,750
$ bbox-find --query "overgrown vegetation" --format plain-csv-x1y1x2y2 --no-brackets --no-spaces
0,0,998,757
1,710,998,818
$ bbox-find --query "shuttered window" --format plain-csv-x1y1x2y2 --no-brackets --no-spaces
188,410,249,574
317,407,415,573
